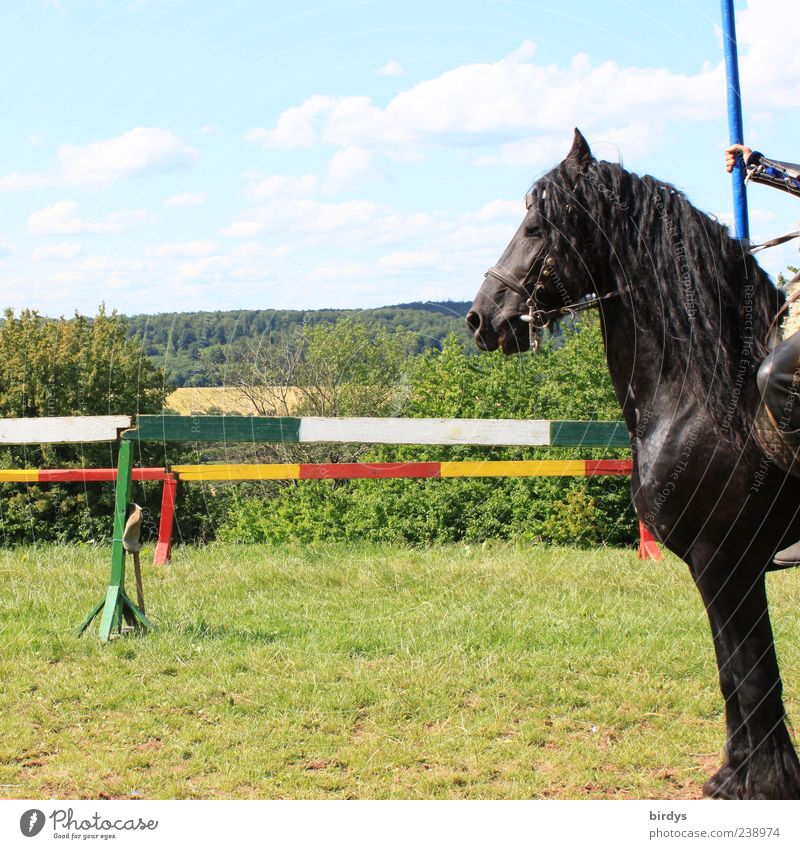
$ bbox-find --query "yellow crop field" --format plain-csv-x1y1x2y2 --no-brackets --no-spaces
165,386,301,415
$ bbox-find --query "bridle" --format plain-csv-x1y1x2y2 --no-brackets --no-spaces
484,252,554,353
482,189,626,351
484,246,622,353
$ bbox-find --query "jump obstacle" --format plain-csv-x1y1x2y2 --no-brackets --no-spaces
0,414,659,639
0,414,176,571
81,415,660,641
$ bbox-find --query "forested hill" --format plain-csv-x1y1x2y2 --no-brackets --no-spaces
126,300,473,387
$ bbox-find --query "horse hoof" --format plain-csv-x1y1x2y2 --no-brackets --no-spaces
703,765,743,800
705,739,800,799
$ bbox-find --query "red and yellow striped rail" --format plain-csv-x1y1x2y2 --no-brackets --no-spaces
0,467,169,483
0,458,655,568
0,467,176,566
172,459,634,481
170,458,659,562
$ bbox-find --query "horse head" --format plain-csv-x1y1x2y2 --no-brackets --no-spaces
467,129,614,354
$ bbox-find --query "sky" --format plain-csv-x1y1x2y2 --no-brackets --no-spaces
1,0,800,317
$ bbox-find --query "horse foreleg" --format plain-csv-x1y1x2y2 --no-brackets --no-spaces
697,569,800,799
701,603,750,799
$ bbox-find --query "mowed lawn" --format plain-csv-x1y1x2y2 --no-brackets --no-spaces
2,543,799,800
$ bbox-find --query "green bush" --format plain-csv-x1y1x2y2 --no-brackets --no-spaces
218,316,637,547
0,307,168,544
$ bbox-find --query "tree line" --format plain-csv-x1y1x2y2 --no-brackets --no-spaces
125,301,473,387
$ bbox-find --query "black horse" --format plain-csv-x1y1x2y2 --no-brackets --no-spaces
467,129,800,799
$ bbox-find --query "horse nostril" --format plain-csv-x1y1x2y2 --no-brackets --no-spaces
465,311,482,334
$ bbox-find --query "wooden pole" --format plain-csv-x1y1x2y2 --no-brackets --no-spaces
77,438,153,640
638,521,663,561
153,474,177,566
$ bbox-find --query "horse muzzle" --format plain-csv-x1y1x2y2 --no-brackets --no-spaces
466,309,531,354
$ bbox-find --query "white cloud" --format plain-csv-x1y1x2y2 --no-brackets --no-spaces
502,40,537,64
477,199,525,221
737,0,800,108
28,201,148,235
58,127,197,187
165,192,208,207
179,255,232,280
243,174,318,202
378,251,437,270
244,95,341,149
244,42,723,159
222,199,380,238
717,208,779,230
307,262,373,285
325,147,374,191
27,135,44,147
0,277,28,306
41,255,153,295
377,61,404,77
244,157,375,203
14,183,536,312
0,127,197,193
750,208,778,226
33,242,82,262
0,239,15,257
156,241,217,258
27,6,800,316
0,171,56,193
300,200,377,232
385,146,425,163
232,241,295,259
213,178,524,309
440,222,517,252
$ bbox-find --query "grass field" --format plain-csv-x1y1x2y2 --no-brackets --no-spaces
2,543,799,800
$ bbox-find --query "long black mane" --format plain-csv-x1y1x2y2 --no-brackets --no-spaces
531,158,784,440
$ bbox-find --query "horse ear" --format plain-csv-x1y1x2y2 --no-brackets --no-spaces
567,128,593,167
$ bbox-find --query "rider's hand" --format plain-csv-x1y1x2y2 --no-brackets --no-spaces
725,143,753,173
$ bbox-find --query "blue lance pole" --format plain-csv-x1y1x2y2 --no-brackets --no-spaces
720,0,750,240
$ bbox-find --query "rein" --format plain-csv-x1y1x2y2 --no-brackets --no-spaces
749,230,800,255
749,230,800,343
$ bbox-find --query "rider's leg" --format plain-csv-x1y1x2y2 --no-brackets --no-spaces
758,332,800,433
757,332,800,566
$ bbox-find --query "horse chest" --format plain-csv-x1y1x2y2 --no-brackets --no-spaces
632,427,734,540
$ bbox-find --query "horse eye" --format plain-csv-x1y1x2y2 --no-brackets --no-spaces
525,226,541,238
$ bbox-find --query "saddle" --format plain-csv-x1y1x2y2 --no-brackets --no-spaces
755,393,800,476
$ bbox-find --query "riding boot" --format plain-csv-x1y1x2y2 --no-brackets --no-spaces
758,333,800,566
773,539,800,568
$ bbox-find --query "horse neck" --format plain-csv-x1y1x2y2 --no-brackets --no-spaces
597,265,762,437
598,297,668,434
576,171,779,443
